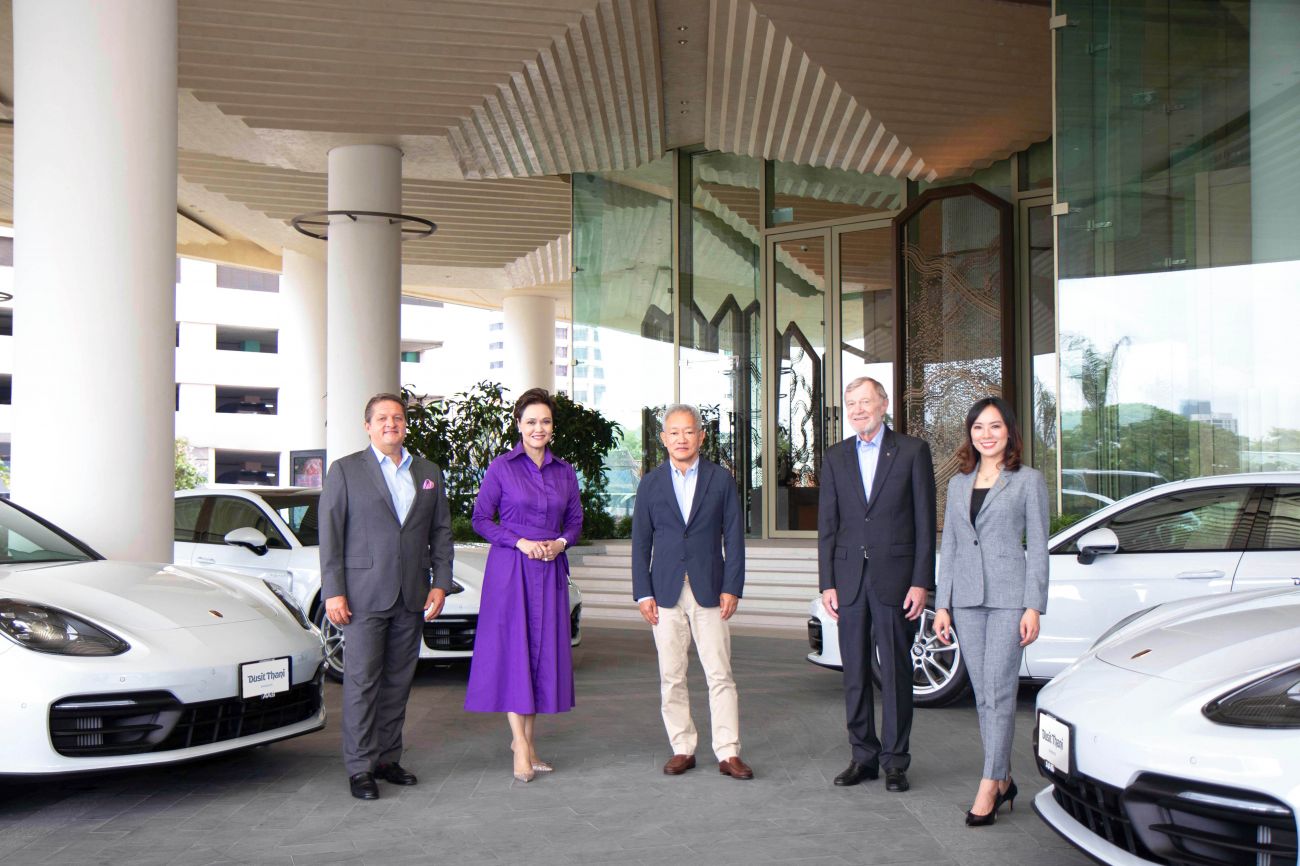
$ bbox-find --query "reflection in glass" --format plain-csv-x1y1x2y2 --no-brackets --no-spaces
899,191,1010,525
773,235,826,531
838,226,894,436
1056,1,1300,512
572,157,675,515
681,152,763,534
771,161,902,228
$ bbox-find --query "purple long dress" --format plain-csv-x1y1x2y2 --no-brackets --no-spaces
464,443,582,714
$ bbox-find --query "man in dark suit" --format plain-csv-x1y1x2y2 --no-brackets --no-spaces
320,393,454,800
818,376,936,792
632,404,751,780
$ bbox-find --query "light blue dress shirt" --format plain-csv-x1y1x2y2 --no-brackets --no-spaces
855,424,885,502
670,459,700,523
371,445,415,522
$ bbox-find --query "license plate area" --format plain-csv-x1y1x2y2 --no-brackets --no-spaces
1037,710,1073,776
241,656,291,699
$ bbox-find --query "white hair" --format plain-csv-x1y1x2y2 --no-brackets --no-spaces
844,376,887,401
661,403,703,428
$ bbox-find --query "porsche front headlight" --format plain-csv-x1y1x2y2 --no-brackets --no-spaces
1203,664,1300,729
0,599,129,656
262,582,312,630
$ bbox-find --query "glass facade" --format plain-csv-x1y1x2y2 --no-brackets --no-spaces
771,161,903,228
572,157,675,511
1056,0,1300,514
681,152,763,534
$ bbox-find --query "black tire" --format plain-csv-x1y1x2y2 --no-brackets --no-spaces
311,601,345,682
871,606,970,707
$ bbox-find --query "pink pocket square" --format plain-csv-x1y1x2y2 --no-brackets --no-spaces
422,479,435,490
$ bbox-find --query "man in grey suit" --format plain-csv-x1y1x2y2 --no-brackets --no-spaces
818,376,936,793
320,393,454,800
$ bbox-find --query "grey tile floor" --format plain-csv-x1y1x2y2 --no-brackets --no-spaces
0,626,1091,866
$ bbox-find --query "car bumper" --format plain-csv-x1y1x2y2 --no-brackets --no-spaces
1,619,325,775
1034,786,1153,866
805,597,842,669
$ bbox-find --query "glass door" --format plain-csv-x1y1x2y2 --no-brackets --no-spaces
768,229,830,534
764,219,894,536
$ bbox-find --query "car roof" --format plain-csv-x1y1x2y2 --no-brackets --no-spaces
175,486,320,499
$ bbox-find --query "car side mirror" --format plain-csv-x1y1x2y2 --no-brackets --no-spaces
1076,527,1119,565
224,527,268,556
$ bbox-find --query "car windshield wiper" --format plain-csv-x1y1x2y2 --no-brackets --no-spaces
0,556,93,565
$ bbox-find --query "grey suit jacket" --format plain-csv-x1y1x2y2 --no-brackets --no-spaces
319,448,455,613
936,466,1049,613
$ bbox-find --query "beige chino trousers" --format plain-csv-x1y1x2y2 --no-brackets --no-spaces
651,575,741,761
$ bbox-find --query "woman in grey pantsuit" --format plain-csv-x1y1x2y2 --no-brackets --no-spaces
934,396,1048,827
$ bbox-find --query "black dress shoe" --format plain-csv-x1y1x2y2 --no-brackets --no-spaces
375,762,418,785
833,761,880,786
884,768,910,792
965,807,997,827
349,772,379,800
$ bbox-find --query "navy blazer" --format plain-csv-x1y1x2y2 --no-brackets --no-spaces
630,458,745,608
817,426,937,606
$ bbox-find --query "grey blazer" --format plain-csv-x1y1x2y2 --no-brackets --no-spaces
319,448,455,613
936,466,1049,613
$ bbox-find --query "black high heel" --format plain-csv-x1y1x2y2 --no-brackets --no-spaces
995,778,1019,812
964,808,997,827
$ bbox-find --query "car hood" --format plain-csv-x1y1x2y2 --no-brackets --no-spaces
1095,588,1300,684
0,560,279,631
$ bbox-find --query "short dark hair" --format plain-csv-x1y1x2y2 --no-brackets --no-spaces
512,387,556,424
364,393,406,423
955,395,1023,474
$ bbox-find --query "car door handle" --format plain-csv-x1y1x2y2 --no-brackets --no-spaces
195,556,216,565
1175,570,1224,580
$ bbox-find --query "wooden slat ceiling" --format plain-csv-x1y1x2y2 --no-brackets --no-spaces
0,0,1052,300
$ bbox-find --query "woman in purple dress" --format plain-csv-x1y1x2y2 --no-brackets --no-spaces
465,388,582,783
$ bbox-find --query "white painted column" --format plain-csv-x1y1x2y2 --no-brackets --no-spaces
12,0,177,561
279,250,326,481
502,294,556,397
325,145,402,461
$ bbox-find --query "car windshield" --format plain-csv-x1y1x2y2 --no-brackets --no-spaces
0,502,98,564
259,493,321,547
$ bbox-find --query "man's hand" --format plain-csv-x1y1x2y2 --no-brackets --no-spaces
820,588,839,622
325,594,352,626
638,597,659,626
424,587,447,622
719,593,739,621
902,586,927,621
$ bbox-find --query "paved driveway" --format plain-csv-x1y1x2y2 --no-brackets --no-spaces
0,626,1089,866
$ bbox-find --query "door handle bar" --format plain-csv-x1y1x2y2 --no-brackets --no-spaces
1175,570,1225,580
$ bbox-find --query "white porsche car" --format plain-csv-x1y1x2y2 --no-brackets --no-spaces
806,473,1300,706
1033,587,1300,866
0,499,325,776
175,487,584,681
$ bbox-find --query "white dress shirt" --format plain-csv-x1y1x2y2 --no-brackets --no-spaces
371,444,415,522
855,424,885,502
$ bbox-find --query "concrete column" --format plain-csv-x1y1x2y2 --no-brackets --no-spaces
502,294,556,397
280,250,326,480
1250,2,1300,263
12,0,177,561
325,145,402,461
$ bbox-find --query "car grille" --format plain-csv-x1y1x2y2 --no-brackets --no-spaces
808,617,823,655
1043,762,1298,866
49,675,323,757
423,614,477,652
570,603,582,640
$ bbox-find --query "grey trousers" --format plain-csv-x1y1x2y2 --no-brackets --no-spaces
340,602,424,776
952,606,1024,780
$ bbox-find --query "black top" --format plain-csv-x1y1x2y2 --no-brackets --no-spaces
970,487,990,525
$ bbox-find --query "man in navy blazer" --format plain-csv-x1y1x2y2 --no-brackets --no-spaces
818,376,936,793
632,403,751,780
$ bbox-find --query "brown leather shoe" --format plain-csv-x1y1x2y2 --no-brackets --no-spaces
663,754,696,775
718,757,754,780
